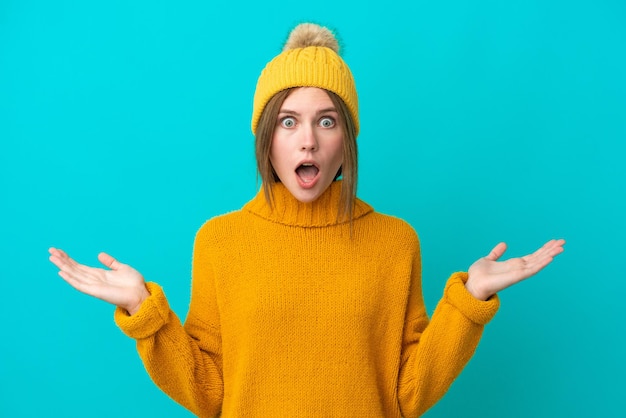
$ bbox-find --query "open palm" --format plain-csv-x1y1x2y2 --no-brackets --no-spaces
49,247,149,315
466,239,565,301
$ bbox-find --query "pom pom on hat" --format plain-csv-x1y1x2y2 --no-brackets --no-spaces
251,23,359,135
283,23,340,53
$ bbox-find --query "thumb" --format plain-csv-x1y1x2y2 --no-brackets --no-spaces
485,242,507,261
98,252,122,270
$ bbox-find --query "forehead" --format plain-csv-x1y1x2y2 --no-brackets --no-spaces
280,87,334,112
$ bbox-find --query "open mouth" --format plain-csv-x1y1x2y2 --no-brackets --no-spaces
295,163,320,185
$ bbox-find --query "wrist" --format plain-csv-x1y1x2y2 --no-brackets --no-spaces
465,277,491,301
124,286,150,316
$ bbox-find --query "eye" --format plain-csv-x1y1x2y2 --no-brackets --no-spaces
280,117,296,128
319,117,336,128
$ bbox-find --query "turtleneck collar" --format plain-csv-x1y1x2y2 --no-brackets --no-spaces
243,180,373,227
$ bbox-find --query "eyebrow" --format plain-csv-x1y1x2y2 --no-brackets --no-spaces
278,107,338,116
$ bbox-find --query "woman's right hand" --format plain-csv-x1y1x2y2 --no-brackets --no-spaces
49,247,150,315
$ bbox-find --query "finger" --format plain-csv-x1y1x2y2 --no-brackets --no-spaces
485,242,507,261
98,252,122,270
49,254,65,270
527,239,565,263
49,247,69,262
49,250,102,283
57,266,96,289
545,239,566,255
58,269,78,284
49,250,78,270
545,238,565,249
519,241,565,276
50,248,83,269
49,247,63,266
58,269,102,297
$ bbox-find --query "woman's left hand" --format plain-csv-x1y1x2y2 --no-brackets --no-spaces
465,239,565,301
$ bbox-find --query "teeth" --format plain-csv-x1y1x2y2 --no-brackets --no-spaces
302,163,313,166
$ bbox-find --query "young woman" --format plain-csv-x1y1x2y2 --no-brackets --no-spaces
48,23,565,417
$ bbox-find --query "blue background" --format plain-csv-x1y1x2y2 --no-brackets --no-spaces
1,0,624,416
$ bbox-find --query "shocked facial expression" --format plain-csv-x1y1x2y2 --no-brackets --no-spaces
270,87,344,203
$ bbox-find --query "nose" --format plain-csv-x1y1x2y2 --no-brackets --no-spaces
299,124,318,151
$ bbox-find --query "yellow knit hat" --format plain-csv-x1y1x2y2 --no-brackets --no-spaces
251,23,359,135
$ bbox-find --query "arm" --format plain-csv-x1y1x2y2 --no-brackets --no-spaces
397,258,498,417
48,231,224,417
397,239,565,417
114,278,223,417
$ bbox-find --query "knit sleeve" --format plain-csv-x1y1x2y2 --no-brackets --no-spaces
113,225,224,418
397,259,499,417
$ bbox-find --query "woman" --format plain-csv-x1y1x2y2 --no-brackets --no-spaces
49,23,565,417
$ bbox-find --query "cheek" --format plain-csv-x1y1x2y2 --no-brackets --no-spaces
331,137,344,164
269,146,276,165
269,138,288,172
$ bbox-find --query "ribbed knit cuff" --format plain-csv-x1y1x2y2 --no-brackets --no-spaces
444,272,500,325
114,282,170,339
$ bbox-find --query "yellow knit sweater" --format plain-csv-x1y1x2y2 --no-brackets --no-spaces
115,181,499,417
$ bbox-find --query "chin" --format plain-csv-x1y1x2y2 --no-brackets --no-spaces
285,184,324,203
281,175,335,203
292,190,321,203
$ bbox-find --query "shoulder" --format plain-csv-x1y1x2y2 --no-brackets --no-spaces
357,197,417,234
194,209,247,242
356,203,420,251
368,211,416,233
